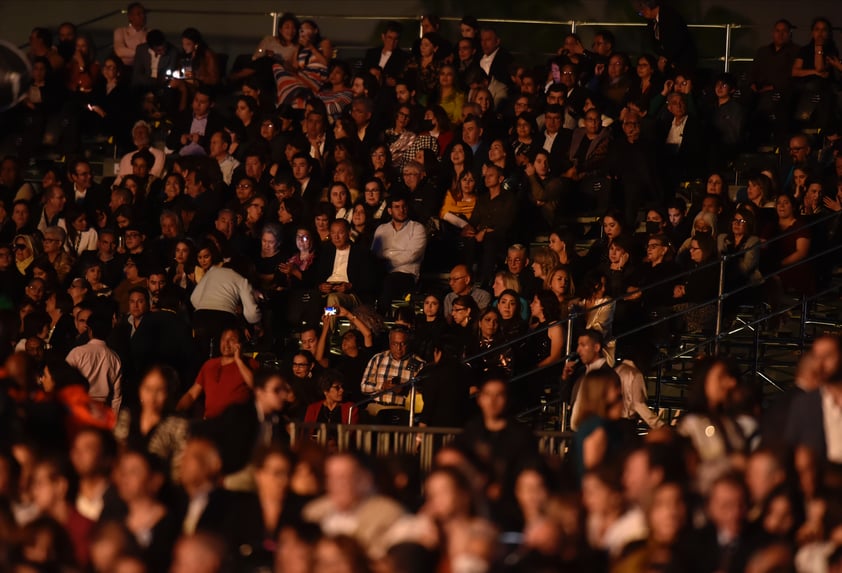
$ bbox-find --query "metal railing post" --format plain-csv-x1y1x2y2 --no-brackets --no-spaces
714,256,726,354
560,314,574,431
408,384,416,427
570,21,577,34
724,24,732,72
271,12,279,36
799,295,809,352
418,17,424,39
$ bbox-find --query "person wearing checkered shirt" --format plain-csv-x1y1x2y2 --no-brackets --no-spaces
360,327,424,408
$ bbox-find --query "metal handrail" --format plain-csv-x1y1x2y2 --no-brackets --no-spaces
443,209,842,427
17,8,126,50
288,422,574,469
30,7,750,73
457,210,841,374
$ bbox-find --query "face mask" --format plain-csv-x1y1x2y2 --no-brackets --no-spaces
645,221,661,234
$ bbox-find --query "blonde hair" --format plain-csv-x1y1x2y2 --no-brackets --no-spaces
571,369,620,428
530,246,559,281
494,270,520,293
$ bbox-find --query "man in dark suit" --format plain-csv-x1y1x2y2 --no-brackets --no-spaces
538,104,572,175
199,368,290,479
675,474,762,573
362,21,410,85
785,334,842,495
658,92,706,199
290,152,323,214
184,169,223,238
165,87,226,156
478,26,513,87
478,26,514,104
67,159,109,222
130,28,179,90
313,219,376,307
637,0,697,72
176,437,264,563
607,110,661,221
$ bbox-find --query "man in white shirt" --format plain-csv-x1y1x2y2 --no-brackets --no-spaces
66,312,123,412
665,92,688,147
113,2,147,67
37,186,67,234
362,21,409,86
371,195,427,313
209,130,240,186
114,120,165,184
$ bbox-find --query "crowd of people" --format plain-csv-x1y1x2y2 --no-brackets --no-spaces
0,0,842,571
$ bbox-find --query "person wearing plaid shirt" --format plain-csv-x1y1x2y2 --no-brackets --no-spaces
360,327,425,407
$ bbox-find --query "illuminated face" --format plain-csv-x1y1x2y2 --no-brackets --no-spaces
602,216,621,240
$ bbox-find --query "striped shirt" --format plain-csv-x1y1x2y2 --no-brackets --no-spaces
360,351,425,405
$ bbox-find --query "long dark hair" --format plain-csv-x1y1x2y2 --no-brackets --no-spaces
685,356,741,414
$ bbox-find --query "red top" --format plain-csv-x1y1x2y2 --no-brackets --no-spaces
196,358,258,418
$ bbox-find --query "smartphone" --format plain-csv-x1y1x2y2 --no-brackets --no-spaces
324,306,337,316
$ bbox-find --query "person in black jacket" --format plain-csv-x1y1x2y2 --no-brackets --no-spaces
175,436,264,566
196,367,290,478
165,87,226,156
419,336,477,427
362,21,410,85
636,0,698,72
312,219,376,308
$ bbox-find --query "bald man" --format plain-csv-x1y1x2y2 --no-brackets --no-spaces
443,264,491,318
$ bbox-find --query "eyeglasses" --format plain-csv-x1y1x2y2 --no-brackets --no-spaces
689,246,701,251
732,219,747,225
12,244,26,250
292,362,310,368
42,238,60,244
330,384,344,391
237,183,253,189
